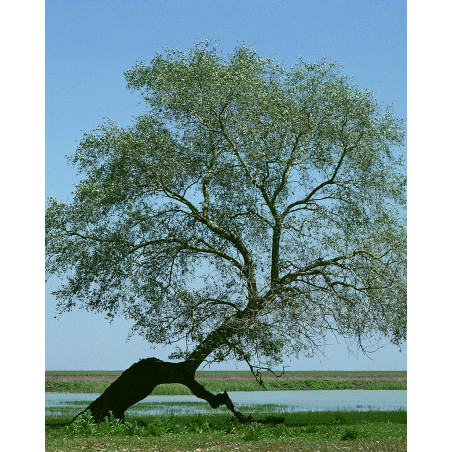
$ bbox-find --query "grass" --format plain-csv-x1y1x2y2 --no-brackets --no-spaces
46,370,123,376
45,409,407,451
45,371,407,449
47,399,332,419
45,378,406,393
46,370,407,380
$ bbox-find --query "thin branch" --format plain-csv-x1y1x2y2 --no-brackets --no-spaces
282,145,349,218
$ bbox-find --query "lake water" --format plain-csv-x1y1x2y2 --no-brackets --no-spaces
46,390,407,417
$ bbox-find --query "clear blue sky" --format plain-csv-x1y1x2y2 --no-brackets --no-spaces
45,0,407,371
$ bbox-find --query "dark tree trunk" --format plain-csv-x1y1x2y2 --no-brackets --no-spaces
73,357,271,424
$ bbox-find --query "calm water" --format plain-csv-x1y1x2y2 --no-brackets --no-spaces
46,390,407,417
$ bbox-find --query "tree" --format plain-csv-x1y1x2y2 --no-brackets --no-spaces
46,42,406,423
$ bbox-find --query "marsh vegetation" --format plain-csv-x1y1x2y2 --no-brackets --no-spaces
45,370,407,393
46,409,407,451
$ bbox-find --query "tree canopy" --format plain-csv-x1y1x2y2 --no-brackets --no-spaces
46,42,406,375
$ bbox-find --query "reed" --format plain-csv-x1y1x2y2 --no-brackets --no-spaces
45,379,407,394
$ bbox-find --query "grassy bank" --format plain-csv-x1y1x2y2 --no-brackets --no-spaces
46,378,407,393
45,410,407,451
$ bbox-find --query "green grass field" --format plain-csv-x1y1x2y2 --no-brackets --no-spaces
45,378,406,393
45,370,407,393
45,410,407,451
45,371,407,450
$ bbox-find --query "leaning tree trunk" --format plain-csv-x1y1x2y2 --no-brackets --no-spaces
73,310,285,424
73,357,273,424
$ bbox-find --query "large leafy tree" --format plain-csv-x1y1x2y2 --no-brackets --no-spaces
46,42,406,422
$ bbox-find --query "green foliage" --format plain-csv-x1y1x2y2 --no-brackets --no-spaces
46,41,406,369
146,415,186,435
186,418,212,434
222,417,241,434
58,410,406,445
67,411,148,436
242,422,265,440
341,428,360,440
68,410,97,435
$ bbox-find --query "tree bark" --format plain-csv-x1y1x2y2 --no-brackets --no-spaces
73,357,270,424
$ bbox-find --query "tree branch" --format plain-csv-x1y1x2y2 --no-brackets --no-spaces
282,145,349,218
158,176,258,299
